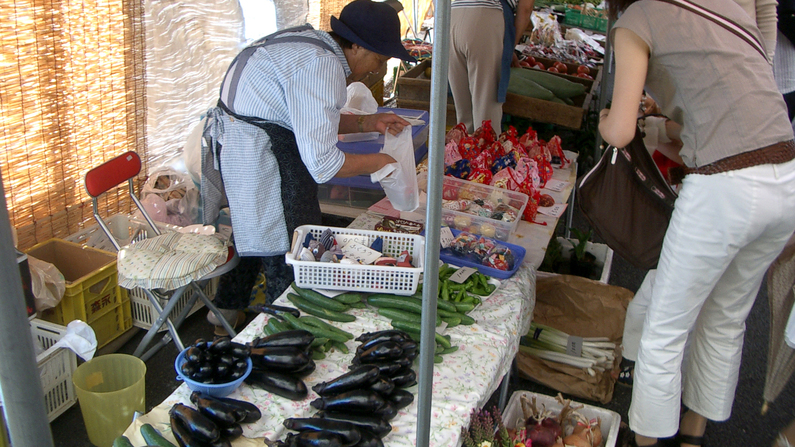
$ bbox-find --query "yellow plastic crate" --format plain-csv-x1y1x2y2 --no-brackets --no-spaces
28,239,129,347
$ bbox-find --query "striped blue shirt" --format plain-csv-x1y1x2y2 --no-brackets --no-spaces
451,0,517,12
215,28,351,256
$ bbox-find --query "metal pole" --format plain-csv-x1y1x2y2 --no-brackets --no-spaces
0,175,55,447
415,0,449,443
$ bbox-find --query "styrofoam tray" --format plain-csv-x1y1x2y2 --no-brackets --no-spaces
503,390,621,447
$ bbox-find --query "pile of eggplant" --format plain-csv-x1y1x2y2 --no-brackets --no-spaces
276,329,418,447
179,337,251,385
244,329,317,401
168,392,261,447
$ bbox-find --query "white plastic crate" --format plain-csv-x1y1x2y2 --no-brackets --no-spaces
503,390,621,447
128,278,218,331
285,225,425,295
32,319,78,422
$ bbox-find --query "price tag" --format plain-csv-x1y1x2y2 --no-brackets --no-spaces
335,234,368,248
544,179,569,192
538,203,568,218
439,226,455,249
340,241,382,265
448,266,477,284
566,335,583,357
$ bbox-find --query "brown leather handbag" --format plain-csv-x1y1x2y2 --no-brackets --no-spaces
577,125,677,270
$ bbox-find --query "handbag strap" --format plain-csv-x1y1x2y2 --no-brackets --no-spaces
657,0,769,63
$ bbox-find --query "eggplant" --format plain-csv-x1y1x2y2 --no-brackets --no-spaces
245,369,308,401
350,361,403,377
210,337,233,354
354,341,404,363
190,392,242,426
251,330,315,350
356,333,411,355
250,303,302,319
229,342,251,358
211,394,262,423
316,411,392,438
310,389,386,413
283,418,361,446
185,346,202,363
353,429,384,447
169,403,220,443
250,346,311,373
208,438,233,447
292,358,317,378
375,401,397,421
390,368,417,388
312,365,380,397
368,377,395,396
171,415,207,447
220,423,242,440
388,389,414,410
355,329,411,344
285,431,343,447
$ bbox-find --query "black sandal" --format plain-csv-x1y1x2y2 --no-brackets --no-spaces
617,364,634,387
628,437,667,447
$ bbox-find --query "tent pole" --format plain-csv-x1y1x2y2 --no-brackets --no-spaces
416,0,450,443
0,175,55,447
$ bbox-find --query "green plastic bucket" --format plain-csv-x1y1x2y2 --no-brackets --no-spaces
72,354,146,447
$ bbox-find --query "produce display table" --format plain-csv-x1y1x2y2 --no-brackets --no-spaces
120,264,536,447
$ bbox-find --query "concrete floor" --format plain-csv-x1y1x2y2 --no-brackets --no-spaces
47,212,795,447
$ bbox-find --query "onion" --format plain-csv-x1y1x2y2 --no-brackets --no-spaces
526,417,563,447
591,425,602,447
562,433,592,447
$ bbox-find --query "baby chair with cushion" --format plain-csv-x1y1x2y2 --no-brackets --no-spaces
84,151,240,361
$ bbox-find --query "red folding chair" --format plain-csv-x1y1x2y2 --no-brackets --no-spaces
85,151,239,360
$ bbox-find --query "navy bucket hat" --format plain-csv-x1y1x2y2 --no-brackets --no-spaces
331,0,416,62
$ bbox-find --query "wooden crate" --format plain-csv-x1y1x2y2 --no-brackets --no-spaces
396,58,602,130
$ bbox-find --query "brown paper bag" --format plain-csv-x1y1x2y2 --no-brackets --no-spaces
516,274,633,403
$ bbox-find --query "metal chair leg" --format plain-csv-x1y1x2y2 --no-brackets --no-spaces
133,287,188,358
193,281,237,338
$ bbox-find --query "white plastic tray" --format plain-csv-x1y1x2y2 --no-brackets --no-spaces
503,390,621,447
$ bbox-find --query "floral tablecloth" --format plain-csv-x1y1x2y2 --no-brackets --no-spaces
122,263,536,447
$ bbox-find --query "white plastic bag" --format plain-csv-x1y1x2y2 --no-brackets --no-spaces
341,82,378,115
28,255,65,311
139,167,199,226
371,126,419,211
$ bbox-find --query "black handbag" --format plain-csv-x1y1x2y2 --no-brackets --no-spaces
577,125,677,270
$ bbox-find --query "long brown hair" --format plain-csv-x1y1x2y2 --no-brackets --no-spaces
606,0,640,20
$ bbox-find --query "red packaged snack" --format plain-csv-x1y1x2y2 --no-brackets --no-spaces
546,135,570,167
458,136,481,161
533,154,554,187
473,120,497,148
467,168,493,184
518,127,538,148
471,148,495,171
445,123,468,145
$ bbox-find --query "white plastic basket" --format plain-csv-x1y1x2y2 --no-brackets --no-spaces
502,390,621,447
32,319,78,422
285,225,425,295
128,278,218,331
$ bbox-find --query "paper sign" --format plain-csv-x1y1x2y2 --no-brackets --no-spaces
538,203,568,218
315,289,344,298
544,179,569,192
439,227,455,249
341,241,382,265
566,335,583,357
448,266,477,284
335,234,368,248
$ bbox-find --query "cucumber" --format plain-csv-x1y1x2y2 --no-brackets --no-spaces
300,316,354,340
510,67,586,98
441,316,461,327
312,349,326,360
457,313,476,326
347,301,366,309
286,293,356,323
389,320,451,348
262,321,279,337
378,308,441,326
140,423,177,447
440,345,459,355
112,436,134,447
367,296,423,314
280,312,348,343
507,70,556,100
454,302,476,313
434,355,444,363
291,284,349,312
332,292,364,304
330,340,349,354
310,337,330,348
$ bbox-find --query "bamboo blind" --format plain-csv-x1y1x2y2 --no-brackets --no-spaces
1,0,148,250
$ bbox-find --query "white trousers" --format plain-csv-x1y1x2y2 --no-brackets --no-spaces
448,7,504,134
629,158,795,438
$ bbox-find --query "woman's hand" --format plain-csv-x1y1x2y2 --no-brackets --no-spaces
365,113,411,135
